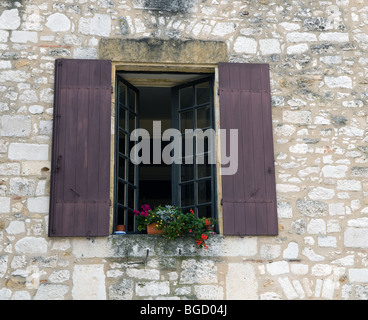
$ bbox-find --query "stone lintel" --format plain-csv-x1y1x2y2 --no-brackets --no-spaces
99,38,228,65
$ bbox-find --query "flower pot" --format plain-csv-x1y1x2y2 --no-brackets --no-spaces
206,225,216,235
115,225,126,232
147,223,163,235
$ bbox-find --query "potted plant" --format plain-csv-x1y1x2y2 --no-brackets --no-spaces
115,224,126,234
135,204,217,249
134,204,175,234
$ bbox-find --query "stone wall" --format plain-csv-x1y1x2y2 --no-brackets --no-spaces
0,0,368,300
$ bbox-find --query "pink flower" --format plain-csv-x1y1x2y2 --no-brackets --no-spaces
141,204,151,211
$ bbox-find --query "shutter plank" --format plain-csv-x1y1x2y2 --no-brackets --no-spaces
219,62,278,236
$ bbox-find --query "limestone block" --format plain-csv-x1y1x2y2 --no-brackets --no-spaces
0,9,20,30
349,269,368,283
0,197,10,213
308,187,335,200
0,255,8,278
259,39,281,55
135,281,170,297
287,43,308,55
322,165,348,178
14,237,48,254
8,143,49,161
10,31,38,43
344,228,368,248
226,263,257,299
5,221,25,235
78,14,111,37
233,36,257,54
0,163,20,176
324,76,353,89
108,280,133,300
180,259,217,284
194,285,224,299
72,265,106,300
27,196,49,213
34,284,69,300
10,177,36,196
45,13,70,32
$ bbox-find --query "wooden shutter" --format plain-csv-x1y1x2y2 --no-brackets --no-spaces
219,62,278,236
49,59,112,237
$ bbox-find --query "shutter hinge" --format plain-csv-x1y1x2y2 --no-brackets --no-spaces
111,86,113,94
221,198,223,206
217,88,220,96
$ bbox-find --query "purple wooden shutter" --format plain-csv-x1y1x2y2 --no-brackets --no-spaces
219,62,278,236
49,59,112,237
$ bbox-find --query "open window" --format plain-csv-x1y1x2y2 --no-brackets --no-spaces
114,72,217,233
49,59,278,238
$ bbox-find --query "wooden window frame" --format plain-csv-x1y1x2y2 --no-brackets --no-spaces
109,63,224,234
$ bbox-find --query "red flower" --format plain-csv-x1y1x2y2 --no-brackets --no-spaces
201,234,208,241
205,218,211,226
190,208,194,214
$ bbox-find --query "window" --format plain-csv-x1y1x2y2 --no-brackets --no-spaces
49,59,278,238
114,73,217,233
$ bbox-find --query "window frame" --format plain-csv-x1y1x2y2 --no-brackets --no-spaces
113,75,140,233
171,76,218,221
111,66,222,234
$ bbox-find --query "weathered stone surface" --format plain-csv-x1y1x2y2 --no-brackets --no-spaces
34,284,69,300
78,14,111,37
14,237,48,254
0,0,367,301
0,115,31,137
72,265,106,300
8,143,48,161
344,228,368,248
45,13,70,32
226,263,258,300
0,9,20,30
99,38,227,64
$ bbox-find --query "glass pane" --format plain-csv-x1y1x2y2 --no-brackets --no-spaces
128,161,135,184
181,183,194,207
117,206,126,225
196,81,210,105
118,82,127,106
128,88,136,111
119,131,126,155
197,205,212,219
182,134,193,161
129,112,136,133
180,110,193,133
197,154,211,178
119,107,126,130
118,181,126,204
179,86,193,109
118,157,125,180
197,180,211,204
128,185,135,209
128,209,135,232
196,105,210,129
181,164,194,182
